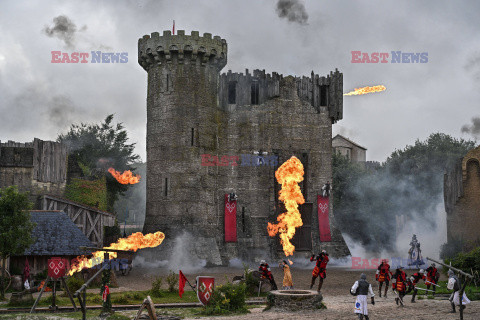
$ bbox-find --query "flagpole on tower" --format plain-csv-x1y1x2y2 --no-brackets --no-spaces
173,20,175,35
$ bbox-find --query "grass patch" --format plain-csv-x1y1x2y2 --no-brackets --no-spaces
6,290,199,308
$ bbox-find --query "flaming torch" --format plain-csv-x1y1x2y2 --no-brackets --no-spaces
108,168,141,184
68,231,165,275
267,156,305,257
344,85,386,96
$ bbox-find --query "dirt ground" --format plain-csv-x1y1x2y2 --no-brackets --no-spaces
116,266,480,320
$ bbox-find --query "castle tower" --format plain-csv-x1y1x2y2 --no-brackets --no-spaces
139,30,350,264
138,31,227,241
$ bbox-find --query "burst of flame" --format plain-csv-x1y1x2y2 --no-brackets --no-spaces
267,156,305,256
343,85,386,96
38,280,52,292
108,168,141,184
68,231,165,276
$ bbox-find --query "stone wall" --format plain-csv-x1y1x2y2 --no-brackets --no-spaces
444,146,480,246
139,30,350,264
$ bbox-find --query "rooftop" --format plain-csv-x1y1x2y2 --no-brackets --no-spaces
22,210,94,256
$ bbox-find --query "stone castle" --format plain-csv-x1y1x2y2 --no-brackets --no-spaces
444,145,480,248
138,30,350,264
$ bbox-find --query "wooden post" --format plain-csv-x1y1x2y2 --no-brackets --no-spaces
61,277,77,311
101,252,112,314
30,276,50,313
50,279,57,311
135,296,157,320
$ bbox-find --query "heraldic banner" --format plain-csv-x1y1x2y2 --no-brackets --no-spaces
317,195,332,242
224,194,237,242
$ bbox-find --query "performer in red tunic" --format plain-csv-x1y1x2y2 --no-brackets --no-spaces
425,263,440,296
392,266,407,306
375,259,392,297
259,260,278,290
309,250,329,292
408,269,426,302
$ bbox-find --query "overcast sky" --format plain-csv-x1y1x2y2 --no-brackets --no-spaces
1,0,479,162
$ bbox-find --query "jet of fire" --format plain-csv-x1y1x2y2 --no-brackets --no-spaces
108,168,141,184
68,231,165,276
267,156,305,256
344,85,386,96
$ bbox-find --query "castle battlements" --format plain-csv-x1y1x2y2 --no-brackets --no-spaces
138,30,228,71
219,68,343,123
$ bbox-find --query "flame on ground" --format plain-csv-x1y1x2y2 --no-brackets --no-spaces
267,156,305,257
108,168,141,184
343,85,386,96
68,231,165,276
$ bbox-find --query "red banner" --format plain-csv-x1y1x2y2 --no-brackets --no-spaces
317,195,332,242
48,257,67,279
224,194,237,242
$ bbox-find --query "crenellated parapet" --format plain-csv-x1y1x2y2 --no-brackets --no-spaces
296,68,343,123
219,68,343,123
219,69,282,108
138,30,228,72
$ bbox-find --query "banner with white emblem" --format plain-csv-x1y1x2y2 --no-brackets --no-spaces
196,276,215,305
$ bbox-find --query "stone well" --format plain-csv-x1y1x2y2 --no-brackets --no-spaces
266,290,323,311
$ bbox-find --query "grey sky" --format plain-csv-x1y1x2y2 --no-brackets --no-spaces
1,0,479,161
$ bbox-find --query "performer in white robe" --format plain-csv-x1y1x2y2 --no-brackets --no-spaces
351,273,375,320
447,269,471,313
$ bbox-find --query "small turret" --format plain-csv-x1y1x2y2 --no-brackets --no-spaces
138,30,227,72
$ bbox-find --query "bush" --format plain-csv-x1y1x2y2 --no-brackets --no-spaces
243,265,259,296
34,269,47,281
65,276,85,294
202,282,248,315
166,271,178,293
444,246,480,274
150,276,164,297
90,295,103,304
112,294,130,304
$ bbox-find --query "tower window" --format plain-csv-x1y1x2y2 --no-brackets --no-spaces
166,74,170,91
251,81,259,105
228,81,237,104
320,85,328,106
242,207,246,234
164,178,169,197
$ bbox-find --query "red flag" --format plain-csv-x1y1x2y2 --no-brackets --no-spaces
102,285,110,302
179,270,187,298
23,258,30,282
172,20,175,35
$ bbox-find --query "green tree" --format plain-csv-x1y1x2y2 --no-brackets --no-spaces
0,186,35,299
333,133,476,252
58,114,140,212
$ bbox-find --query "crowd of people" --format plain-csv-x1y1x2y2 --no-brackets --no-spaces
258,253,471,319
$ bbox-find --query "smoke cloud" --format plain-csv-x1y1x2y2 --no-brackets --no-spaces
461,117,480,139
276,0,309,25
43,15,86,49
132,232,207,273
